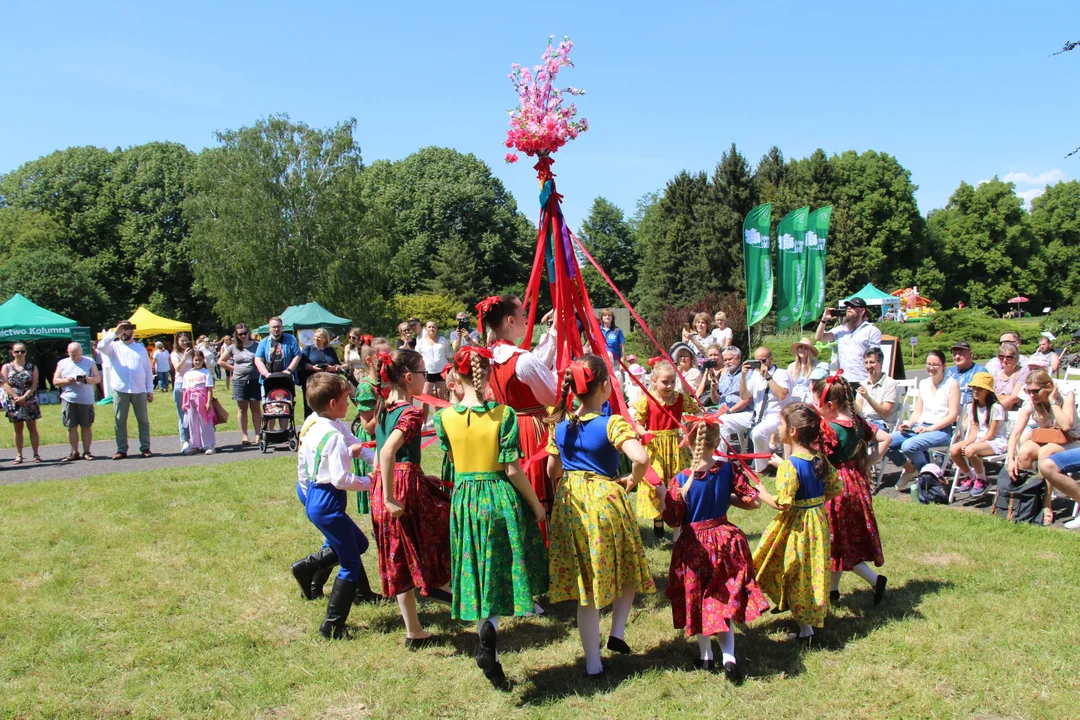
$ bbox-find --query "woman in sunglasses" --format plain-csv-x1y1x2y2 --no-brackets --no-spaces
219,323,262,445
990,341,1028,412
1,343,42,464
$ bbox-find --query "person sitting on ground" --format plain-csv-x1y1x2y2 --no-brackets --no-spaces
886,351,960,490
856,347,899,432
990,341,1028,412
950,372,1007,497
53,341,101,462
720,347,793,473
945,341,988,407
1028,333,1061,376
1006,368,1080,526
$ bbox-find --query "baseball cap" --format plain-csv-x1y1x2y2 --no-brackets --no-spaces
842,297,868,310
949,341,972,353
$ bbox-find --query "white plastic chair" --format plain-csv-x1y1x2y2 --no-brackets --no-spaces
947,410,1017,503
872,383,919,487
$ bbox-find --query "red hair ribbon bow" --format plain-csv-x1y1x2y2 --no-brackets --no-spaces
647,356,662,368
678,413,724,449
377,352,394,384
569,360,594,395
453,345,493,375
818,368,844,408
359,334,373,346
474,296,501,334
440,363,454,380
818,369,844,450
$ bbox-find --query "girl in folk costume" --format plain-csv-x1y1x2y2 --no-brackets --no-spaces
545,355,655,678
434,346,549,691
181,350,217,454
658,417,769,680
373,349,452,648
477,296,559,516
752,403,843,645
812,374,889,605
351,336,389,515
632,359,701,537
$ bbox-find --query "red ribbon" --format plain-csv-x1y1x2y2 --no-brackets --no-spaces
414,393,451,409
818,369,844,449
377,352,393,384
359,335,373,346
647,356,662,368
569,360,594,395
453,345,493,376
475,296,501,335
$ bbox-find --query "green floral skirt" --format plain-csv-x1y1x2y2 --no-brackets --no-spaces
450,470,549,621
352,426,373,515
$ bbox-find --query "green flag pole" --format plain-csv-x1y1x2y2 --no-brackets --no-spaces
743,203,773,330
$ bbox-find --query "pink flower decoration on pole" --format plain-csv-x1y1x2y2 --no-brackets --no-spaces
504,36,588,164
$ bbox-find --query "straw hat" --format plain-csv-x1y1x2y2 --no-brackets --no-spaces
791,337,819,357
968,372,995,394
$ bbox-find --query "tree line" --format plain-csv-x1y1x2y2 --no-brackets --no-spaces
1,117,1077,337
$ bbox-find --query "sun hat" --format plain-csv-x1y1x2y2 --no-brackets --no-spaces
967,372,995,394
1041,331,1056,341
628,363,646,377
791,337,819,357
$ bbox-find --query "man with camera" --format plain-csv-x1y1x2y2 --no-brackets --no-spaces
815,297,882,383
450,311,482,352
53,341,101,462
719,346,792,472
97,319,154,459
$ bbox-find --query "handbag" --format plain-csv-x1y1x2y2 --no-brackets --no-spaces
1031,427,1073,446
212,398,229,426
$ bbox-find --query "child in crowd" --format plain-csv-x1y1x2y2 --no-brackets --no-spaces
295,373,376,638
752,403,842,645
373,349,452,648
181,350,216,455
633,359,700,537
546,355,655,678
622,355,648,407
812,374,889,606
434,346,548,690
950,372,1006,497
351,336,391,514
658,417,769,681
478,296,559,524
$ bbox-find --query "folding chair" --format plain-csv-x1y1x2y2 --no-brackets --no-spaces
872,382,918,487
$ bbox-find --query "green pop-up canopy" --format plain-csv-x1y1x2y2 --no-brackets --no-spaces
840,283,902,308
0,293,78,343
255,302,352,335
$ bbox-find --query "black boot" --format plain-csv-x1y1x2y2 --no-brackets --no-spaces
291,546,339,601
352,563,383,605
311,566,333,600
319,576,358,639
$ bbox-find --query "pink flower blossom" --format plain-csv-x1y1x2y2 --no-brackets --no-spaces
505,153,519,164
503,35,588,158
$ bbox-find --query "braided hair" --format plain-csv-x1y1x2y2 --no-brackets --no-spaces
812,375,871,475
781,402,829,480
544,354,609,426
373,348,424,421
680,421,721,499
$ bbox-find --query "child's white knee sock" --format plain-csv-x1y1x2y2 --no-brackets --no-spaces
718,628,736,665
609,585,635,640
696,634,713,661
829,569,843,592
852,562,878,587
577,604,602,675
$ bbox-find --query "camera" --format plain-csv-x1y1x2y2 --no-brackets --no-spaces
458,318,469,331
76,375,87,384
702,359,718,370
746,360,762,370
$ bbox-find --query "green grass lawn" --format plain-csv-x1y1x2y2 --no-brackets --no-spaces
0,390,261,449
2,453,1079,718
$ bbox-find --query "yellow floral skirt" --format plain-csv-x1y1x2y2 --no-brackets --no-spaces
549,471,656,607
637,429,688,520
752,499,832,627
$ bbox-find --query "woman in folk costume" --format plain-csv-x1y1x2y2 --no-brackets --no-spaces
477,296,559,519
434,345,548,691
812,372,889,606
632,359,701,537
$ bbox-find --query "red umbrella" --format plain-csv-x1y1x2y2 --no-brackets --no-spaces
1007,296,1029,304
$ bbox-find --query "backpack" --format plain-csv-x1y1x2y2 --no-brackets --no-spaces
917,471,948,504
993,467,1046,524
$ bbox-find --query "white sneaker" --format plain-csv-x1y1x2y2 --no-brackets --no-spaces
204,448,216,455
1063,515,1080,530
181,442,194,455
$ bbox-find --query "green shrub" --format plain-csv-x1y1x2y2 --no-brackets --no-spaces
926,309,1012,342
392,294,465,334
1042,306,1080,339
876,320,921,340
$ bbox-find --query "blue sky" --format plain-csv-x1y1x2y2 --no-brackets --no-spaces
3,1,1077,228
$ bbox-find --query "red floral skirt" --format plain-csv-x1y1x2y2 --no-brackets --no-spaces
826,462,884,572
371,461,452,597
665,517,770,636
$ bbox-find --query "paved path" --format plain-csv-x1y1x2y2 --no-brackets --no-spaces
0,432,290,486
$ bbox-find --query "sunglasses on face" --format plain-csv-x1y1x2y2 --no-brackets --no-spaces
236,331,248,336
12,350,25,355
998,355,1016,360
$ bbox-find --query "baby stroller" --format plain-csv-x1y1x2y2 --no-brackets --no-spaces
259,372,297,453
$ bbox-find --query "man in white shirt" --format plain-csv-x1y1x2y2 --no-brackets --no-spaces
97,320,154,459
856,347,899,431
815,297,882,383
719,346,792,472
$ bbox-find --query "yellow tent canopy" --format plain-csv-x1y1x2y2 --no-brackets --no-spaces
97,307,193,339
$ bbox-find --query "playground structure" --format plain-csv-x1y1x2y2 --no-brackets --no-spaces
891,286,936,320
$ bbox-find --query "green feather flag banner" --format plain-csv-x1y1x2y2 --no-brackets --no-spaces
743,203,773,328
801,206,832,326
776,206,810,332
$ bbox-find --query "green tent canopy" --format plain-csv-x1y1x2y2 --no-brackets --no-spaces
840,283,902,308
0,293,78,343
255,302,352,336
